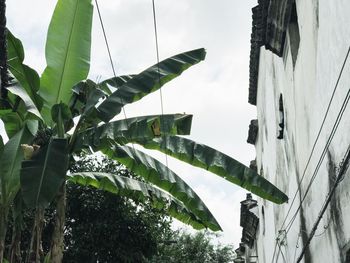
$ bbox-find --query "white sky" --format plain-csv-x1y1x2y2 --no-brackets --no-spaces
6,0,258,246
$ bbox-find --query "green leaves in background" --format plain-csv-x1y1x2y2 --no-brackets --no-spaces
97,48,206,122
99,144,221,231
7,30,43,111
20,138,69,208
75,114,193,151
6,83,42,120
40,0,93,123
136,136,288,204
98,75,135,95
0,125,33,205
68,172,209,230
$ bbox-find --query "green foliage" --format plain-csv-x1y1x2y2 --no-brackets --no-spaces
96,48,206,122
136,136,288,204
68,172,210,230
1,0,288,259
100,144,221,231
148,230,235,263
7,30,43,111
20,138,69,208
0,124,33,206
40,0,93,123
65,156,173,262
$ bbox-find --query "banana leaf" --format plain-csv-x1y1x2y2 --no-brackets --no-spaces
20,138,69,208
97,48,206,122
74,114,193,151
98,75,135,95
7,30,43,110
6,81,42,120
98,143,221,231
40,0,93,123
136,136,288,204
0,109,23,138
68,172,209,230
0,124,33,205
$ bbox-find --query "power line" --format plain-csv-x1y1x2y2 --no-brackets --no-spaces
277,242,287,263
285,84,350,234
151,0,169,169
296,145,350,262
271,45,350,263
279,46,350,231
94,0,142,161
94,0,129,123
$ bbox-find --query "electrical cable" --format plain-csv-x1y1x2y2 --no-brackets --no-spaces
279,46,350,231
270,240,278,263
277,242,287,263
151,0,169,169
94,0,140,159
285,85,350,234
295,145,350,262
270,45,350,263
94,0,129,123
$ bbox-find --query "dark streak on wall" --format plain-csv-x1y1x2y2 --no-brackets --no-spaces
292,139,313,262
327,150,345,261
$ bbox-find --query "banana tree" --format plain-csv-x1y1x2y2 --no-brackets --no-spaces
1,0,288,261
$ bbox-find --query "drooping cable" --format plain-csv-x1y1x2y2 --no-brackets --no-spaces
295,145,350,262
285,84,350,234
151,0,169,168
279,46,350,231
271,45,350,263
94,0,141,161
94,0,129,122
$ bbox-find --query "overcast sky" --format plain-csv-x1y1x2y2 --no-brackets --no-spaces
6,0,258,246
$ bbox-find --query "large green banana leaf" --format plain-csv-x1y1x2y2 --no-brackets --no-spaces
98,75,135,95
0,109,23,138
97,48,206,122
7,30,43,110
68,172,209,230
98,143,221,231
20,138,69,208
136,136,288,204
40,0,93,123
6,81,42,120
0,124,33,206
74,114,193,151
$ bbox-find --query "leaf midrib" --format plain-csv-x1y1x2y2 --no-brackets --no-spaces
54,0,80,105
35,140,53,206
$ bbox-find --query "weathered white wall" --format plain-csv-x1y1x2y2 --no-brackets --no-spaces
255,0,350,262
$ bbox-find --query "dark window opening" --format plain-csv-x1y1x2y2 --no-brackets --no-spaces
288,3,300,68
277,94,285,139
261,206,265,235
346,248,350,263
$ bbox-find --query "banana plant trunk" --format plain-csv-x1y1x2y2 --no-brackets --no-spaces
9,224,22,263
0,206,8,263
49,184,66,263
26,208,44,263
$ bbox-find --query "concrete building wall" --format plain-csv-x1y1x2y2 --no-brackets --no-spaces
254,0,350,262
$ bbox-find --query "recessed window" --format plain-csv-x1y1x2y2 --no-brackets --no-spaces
277,94,284,140
288,3,300,68
261,206,265,235
345,248,350,263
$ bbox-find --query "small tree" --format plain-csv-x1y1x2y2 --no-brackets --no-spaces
148,230,235,263
5,156,174,262
0,0,287,261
